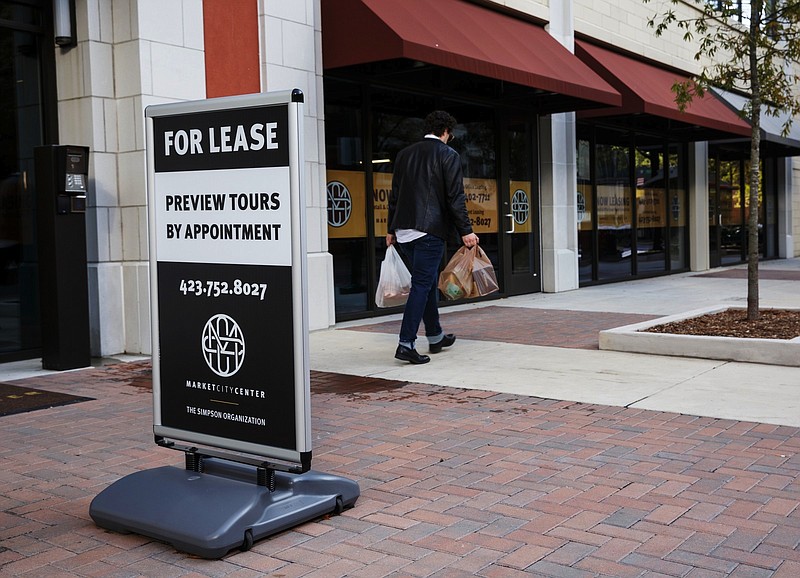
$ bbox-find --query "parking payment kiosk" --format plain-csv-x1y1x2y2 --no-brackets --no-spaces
34,145,91,370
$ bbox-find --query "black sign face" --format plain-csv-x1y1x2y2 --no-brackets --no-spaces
147,94,309,464
153,105,289,173
157,262,296,449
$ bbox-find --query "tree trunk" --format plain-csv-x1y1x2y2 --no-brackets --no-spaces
747,1,762,321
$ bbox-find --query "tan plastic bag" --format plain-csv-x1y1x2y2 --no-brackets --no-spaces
438,246,474,300
375,245,412,307
470,246,499,297
438,246,499,300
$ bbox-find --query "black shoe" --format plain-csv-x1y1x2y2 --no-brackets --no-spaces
429,334,456,354
395,344,430,364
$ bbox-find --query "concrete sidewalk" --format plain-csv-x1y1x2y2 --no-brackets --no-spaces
1,261,800,577
312,260,800,427
4,259,799,424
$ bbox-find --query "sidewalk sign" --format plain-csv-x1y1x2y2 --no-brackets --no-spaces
148,91,307,467
90,90,359,559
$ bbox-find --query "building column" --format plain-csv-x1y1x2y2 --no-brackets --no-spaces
688,141,710,271
539,113,579,292
56,0,206,356
261,1,335,329
540,0,579,292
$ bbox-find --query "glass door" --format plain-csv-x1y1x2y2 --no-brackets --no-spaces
709,157,745,267
500,121,540,294
0,1,48,359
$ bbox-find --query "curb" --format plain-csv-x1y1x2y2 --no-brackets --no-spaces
599,305,800,367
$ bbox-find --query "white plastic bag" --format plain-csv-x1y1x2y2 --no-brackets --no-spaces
375,245,412,308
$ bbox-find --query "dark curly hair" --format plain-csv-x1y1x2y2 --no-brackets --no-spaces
423,110,457,137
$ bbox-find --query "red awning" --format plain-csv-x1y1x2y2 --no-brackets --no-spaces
575,41,751,137
321,0,621,108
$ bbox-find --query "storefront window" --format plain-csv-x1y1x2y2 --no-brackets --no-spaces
718,159,745,265
370,90,437,312
708,157,719,259
370,96,498,302
324,80,369,315
763,157,777,257
371,94,433,241
442,101,497,274
668,145,688,271
709,151,778,267
635,141,667,274
742,162,766,257
577,138,593,283
595,132,632,280
326,70,520,320
578,124,688,283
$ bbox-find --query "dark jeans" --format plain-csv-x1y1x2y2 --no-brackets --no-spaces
397,235,445,346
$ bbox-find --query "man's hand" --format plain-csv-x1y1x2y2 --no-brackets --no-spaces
386,233,395,246
462,232,479,248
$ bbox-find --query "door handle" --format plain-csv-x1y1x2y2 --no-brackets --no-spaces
505,213,515,234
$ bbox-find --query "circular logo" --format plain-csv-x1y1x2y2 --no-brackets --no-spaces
577,191,587,223
326,181,352,227
202,314,245,377
511,189,529,225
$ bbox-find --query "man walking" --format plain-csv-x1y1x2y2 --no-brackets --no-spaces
386,111,479,364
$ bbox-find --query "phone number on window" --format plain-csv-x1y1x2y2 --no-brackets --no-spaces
179,279,268,300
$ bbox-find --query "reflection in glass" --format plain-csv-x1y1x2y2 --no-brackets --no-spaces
635,144,666,274
668,145,687,271
577,138,593,283
708,157,719,262
577,126,689,283
718,160,744,266
742,162,766,258
595,141,632,280
763,158,776,257
371,90,437,311
508,124,533,276
0,21,44,355
709,152,777,267
324,80,369,315
440,101,498,293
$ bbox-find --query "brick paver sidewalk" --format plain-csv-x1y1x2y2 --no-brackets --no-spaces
1,362,799,577
347,306,657,349
347,305,654,349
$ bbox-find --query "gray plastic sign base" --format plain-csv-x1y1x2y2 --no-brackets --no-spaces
89,459,359,559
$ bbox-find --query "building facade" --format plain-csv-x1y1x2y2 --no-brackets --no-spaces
0,0,797,362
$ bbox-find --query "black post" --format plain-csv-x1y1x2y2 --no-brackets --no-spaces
34,145,90,370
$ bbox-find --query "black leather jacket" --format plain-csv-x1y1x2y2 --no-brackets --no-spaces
388,138,473,242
